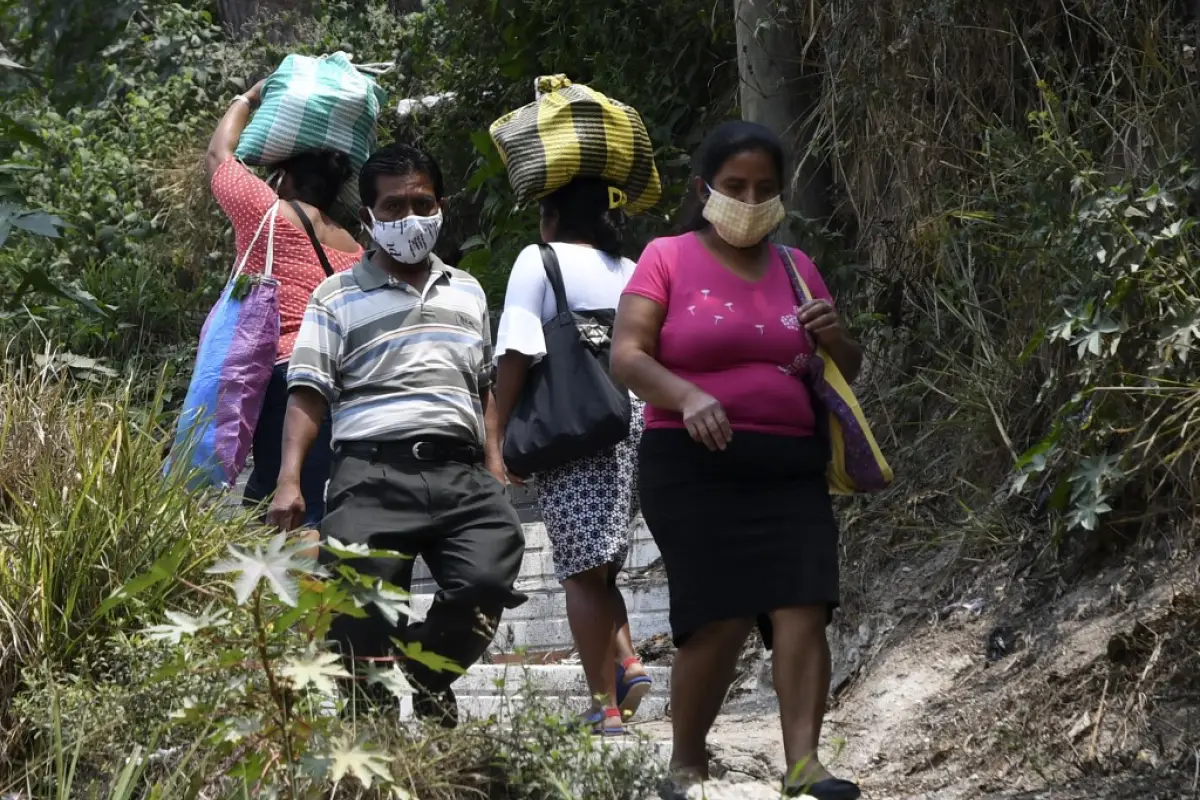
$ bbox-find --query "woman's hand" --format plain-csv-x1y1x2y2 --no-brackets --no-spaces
208,79,266,176
504,461,527,487
797,299,845,344
797,298,864,381
681,387,732,451
243,78,267,107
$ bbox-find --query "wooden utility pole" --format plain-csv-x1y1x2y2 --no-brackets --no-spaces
734,0,829,244
217,0,257,34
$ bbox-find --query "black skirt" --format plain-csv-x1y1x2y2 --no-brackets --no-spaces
638,427,840,649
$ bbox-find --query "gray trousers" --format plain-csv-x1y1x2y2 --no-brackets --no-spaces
320,446,527,693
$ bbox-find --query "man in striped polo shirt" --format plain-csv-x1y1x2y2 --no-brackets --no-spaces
268,143,526,727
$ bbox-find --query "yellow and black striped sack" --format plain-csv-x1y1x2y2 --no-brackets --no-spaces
489,75,662,215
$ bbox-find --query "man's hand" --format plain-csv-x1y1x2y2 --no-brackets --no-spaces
268,479,306,532
485,453,507,487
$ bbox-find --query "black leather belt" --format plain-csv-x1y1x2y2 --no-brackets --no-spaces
337,438,483,465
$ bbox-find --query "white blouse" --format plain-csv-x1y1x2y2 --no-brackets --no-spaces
494,242,637,364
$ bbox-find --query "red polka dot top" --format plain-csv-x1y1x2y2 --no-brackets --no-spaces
211,159,363,363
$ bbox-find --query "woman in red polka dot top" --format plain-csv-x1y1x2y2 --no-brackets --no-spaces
206,79,363,526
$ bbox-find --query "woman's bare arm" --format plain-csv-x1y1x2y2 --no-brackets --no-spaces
205,80,265,179
611,294,696,413
491,351,533,481
493,352,532,431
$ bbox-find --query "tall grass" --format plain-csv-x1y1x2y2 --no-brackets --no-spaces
768,0,1200,569
0,356,256,762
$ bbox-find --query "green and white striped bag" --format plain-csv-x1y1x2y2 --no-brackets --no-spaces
236,52,388,207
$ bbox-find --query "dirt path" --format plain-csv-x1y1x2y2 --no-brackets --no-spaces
633,556,1200,800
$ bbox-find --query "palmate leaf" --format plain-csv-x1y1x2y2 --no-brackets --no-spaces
324,536,412,561
365,662,412,699
212,716,262,745
143,606,229,644
328,737,394,789
391,640,466,676
206,532,315,607
279,648,350,695
349,579,415,627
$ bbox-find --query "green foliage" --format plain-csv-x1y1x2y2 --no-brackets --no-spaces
0,0,736,366
0,0,142,108
0,1,416,371
9,528,665,798
0,359,259,766
984,89,1200,534
1,3,236,366
808,0,1200,553
393,0,737,299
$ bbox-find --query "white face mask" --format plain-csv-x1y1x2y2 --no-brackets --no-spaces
702,185,786,249
369,209,443,265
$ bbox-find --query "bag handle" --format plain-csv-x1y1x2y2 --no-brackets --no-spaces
228,200,281,284
288,200,335,277
776,245,820,353
538,244,570,317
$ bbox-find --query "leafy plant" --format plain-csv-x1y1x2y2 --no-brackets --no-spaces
7,527,665,798
0,358,256,759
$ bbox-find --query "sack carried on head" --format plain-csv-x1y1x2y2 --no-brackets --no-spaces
488,74,662,215
236,51,388,207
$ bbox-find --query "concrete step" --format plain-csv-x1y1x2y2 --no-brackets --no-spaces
395,664,671,722
410,583,671,653
399,694,672,723
412,518,661,594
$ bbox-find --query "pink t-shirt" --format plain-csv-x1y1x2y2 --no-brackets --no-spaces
622,232,835,437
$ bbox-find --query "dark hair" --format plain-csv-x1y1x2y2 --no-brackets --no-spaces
540,177,625,258
358,142,445,209
676,120,787,234
279,150,352,212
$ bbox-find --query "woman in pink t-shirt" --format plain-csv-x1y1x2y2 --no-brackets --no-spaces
612,122,863,800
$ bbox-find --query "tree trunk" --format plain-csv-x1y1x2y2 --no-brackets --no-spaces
217,0,258,35
219,0,318,38
734,0,829,244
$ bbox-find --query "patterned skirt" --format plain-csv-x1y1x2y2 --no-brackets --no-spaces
534,398,646,582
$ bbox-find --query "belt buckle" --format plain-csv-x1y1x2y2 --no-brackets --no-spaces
411,441,435,461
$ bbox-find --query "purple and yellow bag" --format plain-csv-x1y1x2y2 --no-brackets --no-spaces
778,246,894,495
167,202,281,489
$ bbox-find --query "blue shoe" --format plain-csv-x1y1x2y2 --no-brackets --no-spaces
616,659,653,721
573,708,627,736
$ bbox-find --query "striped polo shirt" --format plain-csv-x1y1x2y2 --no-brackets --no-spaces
287,251,493,446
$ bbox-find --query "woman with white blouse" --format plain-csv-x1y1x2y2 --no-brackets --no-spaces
492,178,652,736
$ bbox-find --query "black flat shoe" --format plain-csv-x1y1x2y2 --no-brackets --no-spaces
658,770,703,800
657,778,689,800
784,777,862,800
412,685,459,729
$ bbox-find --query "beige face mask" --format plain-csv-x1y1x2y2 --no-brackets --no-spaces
702,185,786,249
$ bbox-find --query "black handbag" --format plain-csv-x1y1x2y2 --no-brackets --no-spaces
502,244,633,477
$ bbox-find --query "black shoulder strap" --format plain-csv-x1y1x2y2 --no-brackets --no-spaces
288,200,334,277
538,244,570,316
